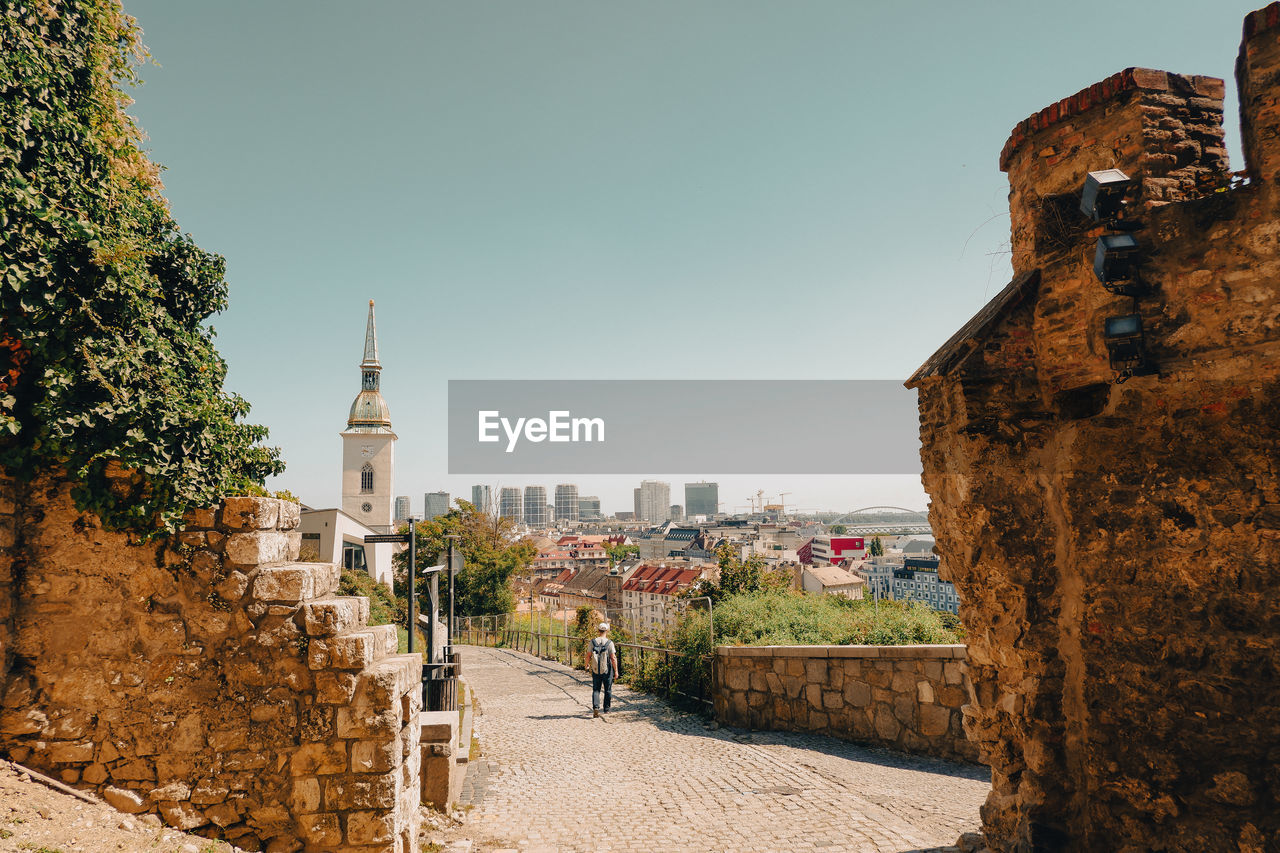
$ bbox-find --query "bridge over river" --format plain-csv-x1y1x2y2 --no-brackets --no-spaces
428,646,987,853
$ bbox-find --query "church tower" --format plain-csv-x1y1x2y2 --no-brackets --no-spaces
341,300,396,531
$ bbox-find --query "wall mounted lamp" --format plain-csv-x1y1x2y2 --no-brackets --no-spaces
1080,168,1134,224
1103,313,1155,381
1093,233,1148,295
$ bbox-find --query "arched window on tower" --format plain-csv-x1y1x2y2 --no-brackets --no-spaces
361,463,374,494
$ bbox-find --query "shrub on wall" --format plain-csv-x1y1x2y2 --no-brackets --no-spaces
640,592,964,711
0,1,283,532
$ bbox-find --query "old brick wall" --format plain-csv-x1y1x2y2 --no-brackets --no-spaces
0,475,422,852
713,645,978,763
909,6,1280,852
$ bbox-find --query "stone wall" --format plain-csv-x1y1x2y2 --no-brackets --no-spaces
0,475,422,852
907,6,1280,851
713,645,979,764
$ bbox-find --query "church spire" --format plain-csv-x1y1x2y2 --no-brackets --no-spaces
347,300,392,430
362,299,380,368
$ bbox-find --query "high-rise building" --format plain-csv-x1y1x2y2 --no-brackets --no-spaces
471,485,492,515
685,481,719,517
670,504,684,522
498,487,523,522
554,484,579,522
636,480,671,523
424,491,450,519
633,488,641,519
341,301,396,532
524,486,547,527
578,496,601,520
394,496,411,521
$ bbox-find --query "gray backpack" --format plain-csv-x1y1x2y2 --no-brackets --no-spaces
591,638,612,675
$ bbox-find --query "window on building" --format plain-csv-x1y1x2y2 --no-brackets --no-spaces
361,463,374,493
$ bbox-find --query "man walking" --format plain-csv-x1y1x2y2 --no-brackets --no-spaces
589,622,618,718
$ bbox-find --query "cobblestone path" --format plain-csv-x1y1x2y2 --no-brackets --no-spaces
443,645,988,853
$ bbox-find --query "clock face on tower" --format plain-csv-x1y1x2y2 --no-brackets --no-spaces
360,445,373,458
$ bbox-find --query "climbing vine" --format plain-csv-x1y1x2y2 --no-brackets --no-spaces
0,0,284,532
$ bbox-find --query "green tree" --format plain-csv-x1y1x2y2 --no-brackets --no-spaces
830,524,848,535
603,541,639,568
0,2,283,532
393,500,534,617
710,543,791,601
869,535,884,557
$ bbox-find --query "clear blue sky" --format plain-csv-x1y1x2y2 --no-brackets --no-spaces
122,0,1259,515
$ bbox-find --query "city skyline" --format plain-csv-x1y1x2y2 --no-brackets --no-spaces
390,478,923,520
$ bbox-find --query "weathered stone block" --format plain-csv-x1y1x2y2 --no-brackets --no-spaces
919,704,952,738
183,506,218,529
158,800,207,830
290,742,347,776
336,705,399,740
324,776,397,811
804,659,828,683
112,759,155,781
347,809,395,845
203,801,240,827
190,780,229,805
289,776,321,813
943,661,964,685
725,667,749,692
874,708,901,741
352,739,397,773
48,740,94,763
221,497,281,531
103,785,148,813
297,812,342,846
251,564,315,602
300,597,366,637
277,501,301,531
315,670,360,704
843,679,871,707
150,781,191,802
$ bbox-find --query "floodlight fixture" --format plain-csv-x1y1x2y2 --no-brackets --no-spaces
1103,313,1155,380
1081,168,1134,223
1093,233,1147,295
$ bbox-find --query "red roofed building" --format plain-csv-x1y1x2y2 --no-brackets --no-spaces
620,563,706,633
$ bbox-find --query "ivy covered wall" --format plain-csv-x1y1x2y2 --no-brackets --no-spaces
0,0,283,532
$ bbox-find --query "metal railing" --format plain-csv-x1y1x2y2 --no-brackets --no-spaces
423,652,461,712
456,612,714,711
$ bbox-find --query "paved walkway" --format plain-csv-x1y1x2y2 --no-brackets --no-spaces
438,645,988,853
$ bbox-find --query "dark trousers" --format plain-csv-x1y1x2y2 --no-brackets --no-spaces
592,671,613,711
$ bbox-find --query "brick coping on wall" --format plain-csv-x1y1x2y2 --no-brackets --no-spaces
998,67,1225,171
717,644,966,659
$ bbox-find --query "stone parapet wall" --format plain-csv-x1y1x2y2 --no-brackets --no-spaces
0,476,421,852
712,645,979,764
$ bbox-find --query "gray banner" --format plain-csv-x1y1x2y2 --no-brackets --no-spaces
448,380,920,475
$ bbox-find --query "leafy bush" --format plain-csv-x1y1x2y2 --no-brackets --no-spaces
339,569,404,627
707,591,964,647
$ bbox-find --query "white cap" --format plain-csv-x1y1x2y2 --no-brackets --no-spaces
598,622,609,632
